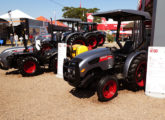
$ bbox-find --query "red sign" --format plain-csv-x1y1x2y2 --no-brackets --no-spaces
86,13,94,22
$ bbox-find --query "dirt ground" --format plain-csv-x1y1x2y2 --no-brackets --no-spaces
0,45,165,120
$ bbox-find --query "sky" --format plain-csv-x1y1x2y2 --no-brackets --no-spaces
0,0,138,20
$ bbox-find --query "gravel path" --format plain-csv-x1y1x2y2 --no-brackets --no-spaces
0,45,165,120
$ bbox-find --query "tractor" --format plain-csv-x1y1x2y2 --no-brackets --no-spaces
0,34,58,76
63,9,151,102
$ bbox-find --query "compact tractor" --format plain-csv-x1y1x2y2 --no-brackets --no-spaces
0,34,58,76
63,9,151,101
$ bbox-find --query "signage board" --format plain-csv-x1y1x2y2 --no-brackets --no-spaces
145,47,165,98
56,43,67,78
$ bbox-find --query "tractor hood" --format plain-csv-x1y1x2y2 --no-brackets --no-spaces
0,46,33,70
68,47,114,78
76,47,111,60
74,47,113,70
1,46,33,55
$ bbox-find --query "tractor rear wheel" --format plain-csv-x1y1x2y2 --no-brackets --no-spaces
97,75,118,102
127,54,147,91
70,36,88,46
19,56,40,76
98,35,105,46
86,35,98,49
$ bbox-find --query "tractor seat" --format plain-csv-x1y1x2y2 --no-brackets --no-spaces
55,32,62,42
121,40,134,54
114,40,134,57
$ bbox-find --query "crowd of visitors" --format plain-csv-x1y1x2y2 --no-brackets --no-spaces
9,33,37,47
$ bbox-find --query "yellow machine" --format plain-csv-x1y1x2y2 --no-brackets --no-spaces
71,44,89,58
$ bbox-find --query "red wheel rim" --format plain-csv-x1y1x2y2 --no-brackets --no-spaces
73,40,85,45
88,37,97,48
23,61,36,74
99,36,104,45
136,61,147,87
102,80,117,99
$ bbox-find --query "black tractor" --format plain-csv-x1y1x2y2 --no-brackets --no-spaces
63,9,151,102
0,34,58,76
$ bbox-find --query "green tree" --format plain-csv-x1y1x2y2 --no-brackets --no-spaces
62,7,101,22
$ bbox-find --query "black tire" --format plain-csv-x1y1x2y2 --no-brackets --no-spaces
86,34,98,49
19,56,40,76
98,35,105,46
49,56,57,73
69,35,88,46
97,75,118,102
127,54,147,91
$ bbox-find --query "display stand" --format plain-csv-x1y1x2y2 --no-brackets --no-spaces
145,47,165,98
56,43,67,78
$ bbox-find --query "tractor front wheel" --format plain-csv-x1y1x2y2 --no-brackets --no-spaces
19,56,40,76
97,75,118,102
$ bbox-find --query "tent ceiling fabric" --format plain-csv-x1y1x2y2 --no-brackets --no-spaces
0,9,34,26
0,9,34,19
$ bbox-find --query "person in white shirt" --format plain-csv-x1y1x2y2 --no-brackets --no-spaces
19,36,23,45
14,33,18,47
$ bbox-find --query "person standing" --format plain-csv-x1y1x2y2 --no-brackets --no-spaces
29,34,33,45
19,36,23,45
10,33,14,46
14,33,18,47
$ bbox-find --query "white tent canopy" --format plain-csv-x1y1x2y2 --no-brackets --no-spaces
0,9,34,26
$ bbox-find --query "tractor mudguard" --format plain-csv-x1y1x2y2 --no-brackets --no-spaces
123,50,147,79
65,32,83,43
83,32,95,38
93,31,106,37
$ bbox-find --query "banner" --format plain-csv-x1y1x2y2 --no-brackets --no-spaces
56,43,67,78
86,13,94,22
145,47,165,98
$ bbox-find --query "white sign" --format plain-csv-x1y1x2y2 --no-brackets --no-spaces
35,40,41,50
145,47,165,98
56,43,67,78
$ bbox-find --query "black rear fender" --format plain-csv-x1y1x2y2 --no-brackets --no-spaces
83,32,96,38
123,50,147,79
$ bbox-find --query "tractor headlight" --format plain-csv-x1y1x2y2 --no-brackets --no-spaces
81,68,86,73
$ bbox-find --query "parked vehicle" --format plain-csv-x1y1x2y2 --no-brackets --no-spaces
63,9,151,102
0,34,58,76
